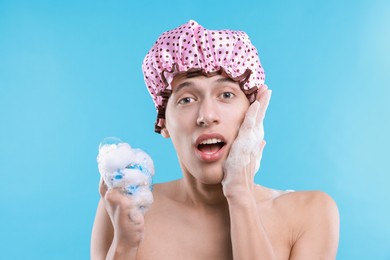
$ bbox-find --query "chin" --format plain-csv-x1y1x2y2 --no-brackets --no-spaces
194,166,225,185
181,159,226,184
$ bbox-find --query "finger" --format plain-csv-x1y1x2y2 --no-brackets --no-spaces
253,121,264,142
253,139,266,158
256,84,268,101
99,177,108,197
226,97,262,168
105,187,138,213
251,135,266,159
254,85,271,128
253,102,266,141
258,89,271,116
253,140,266,174
256,89,272,128
224,138,252,172
104,187,122,204
237,100,260,139
128,208,145,225
134,189,154,213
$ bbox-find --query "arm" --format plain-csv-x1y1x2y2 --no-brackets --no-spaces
223,86,339,259
227,193,276,259
90,180,145,260
91,198,114,260
222,85,276,259
289,191,340,260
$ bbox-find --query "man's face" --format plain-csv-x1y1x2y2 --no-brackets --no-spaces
163,73,250,184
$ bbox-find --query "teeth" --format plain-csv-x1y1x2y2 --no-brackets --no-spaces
200,138,223,145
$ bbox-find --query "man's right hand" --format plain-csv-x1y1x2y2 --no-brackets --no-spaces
99,178,146,259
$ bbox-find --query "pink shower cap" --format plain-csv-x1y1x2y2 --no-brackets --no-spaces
142,20,265,133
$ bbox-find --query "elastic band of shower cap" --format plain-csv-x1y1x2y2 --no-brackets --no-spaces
142,20,265,133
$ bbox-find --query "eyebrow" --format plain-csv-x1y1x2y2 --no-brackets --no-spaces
173,77,238,93
172,81,194,94
215,77,237,85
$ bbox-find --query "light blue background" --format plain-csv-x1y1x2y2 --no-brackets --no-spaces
1,0,389,259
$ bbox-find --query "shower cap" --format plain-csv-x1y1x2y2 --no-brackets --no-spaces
142,20,265,133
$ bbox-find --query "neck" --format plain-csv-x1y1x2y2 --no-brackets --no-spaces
179,172,228,209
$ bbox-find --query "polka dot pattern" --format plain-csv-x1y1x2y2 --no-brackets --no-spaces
142,20,266,133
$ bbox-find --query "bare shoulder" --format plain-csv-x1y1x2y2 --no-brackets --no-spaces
274,189,337,209
276,190,338,219
270,189,339,229
271,189,340,259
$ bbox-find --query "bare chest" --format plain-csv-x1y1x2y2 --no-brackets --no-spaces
135,204,292,260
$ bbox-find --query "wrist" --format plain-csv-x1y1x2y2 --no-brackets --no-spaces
107,238,138,260
225,192,257,208
222,175,256,201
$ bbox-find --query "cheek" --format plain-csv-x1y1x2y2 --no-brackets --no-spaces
165,105,194,146
166,109,188,135
164,101,179,135
165,98,198,133
232,102,250,129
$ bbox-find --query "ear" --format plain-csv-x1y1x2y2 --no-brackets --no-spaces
161,127,170,138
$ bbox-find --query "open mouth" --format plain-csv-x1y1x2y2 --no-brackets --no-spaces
197,138,226,154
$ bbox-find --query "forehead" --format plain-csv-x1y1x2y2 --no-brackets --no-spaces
170,72,239,92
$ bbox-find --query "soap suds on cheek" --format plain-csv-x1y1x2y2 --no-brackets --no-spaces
222,103,250,158
223,101,263,175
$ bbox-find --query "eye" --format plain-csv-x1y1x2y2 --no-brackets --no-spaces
220,92,235,99
178,97,195,104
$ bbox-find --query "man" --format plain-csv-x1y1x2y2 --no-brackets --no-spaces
91,20,339,259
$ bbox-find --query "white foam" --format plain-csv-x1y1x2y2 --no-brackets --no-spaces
223,101,264,174
97,139,154,210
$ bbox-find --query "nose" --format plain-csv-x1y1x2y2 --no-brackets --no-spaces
196,98,220,127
